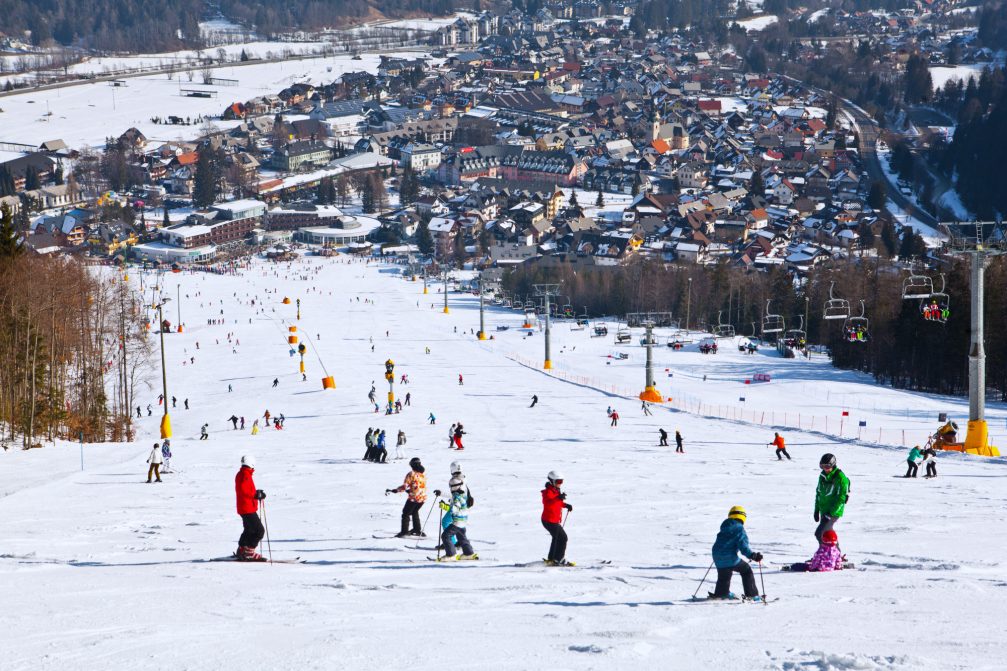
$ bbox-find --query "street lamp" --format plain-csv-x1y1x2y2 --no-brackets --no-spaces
154,297,172,439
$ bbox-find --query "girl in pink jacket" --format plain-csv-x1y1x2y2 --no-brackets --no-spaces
789,529,845,572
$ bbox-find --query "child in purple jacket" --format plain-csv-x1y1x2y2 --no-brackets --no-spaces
788,529,845,572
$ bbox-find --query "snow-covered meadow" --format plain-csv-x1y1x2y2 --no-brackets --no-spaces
0,50,430,149
1,256,1005,670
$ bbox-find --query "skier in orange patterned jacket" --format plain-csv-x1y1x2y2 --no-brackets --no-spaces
388,457,427,537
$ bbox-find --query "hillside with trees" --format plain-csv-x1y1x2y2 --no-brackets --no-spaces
503,255,1007,400
0,0,464,52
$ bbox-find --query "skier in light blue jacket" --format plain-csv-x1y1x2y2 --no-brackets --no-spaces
439,477,476,561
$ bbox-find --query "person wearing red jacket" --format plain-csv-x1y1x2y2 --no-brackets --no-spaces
541,471,573,566
235,455,267,561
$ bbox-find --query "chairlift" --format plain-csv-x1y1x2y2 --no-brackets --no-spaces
592,322,609,337
713,310,735,338
902,273,934,300
762,300,785,335
784,315,807,348
615,325,632,344
823,281,850,320
921,273,950,324
844,300,870,343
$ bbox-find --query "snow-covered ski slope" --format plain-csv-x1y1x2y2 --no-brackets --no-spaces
2,256,1006,671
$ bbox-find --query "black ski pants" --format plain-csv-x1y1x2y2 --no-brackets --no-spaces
926,461,937,477
814,514,837,544
776,448,791,460
713,560,758,598
542,520,567,562
905,459,918,477
659,433,668,446
238,512,264,549
442,524,473,557
676,440,684,453
401,500,424,534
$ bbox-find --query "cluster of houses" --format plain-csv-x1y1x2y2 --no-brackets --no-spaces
11,3,951,273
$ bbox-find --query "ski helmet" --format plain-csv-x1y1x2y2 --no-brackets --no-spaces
728,505,747,522
241,454,256,468
450,461,462,475
449,476,465,492
409,457,422,469
547,470,563,484
822,529,838,545
820,453,837,469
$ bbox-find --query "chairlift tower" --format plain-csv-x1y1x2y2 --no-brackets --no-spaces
943,221,1007,456
477,274,487,340
534,284,560,369
638,321,664,403
442,266,450,314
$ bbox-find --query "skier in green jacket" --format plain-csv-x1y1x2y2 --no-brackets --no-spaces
814,453,850,543
905,445,922,478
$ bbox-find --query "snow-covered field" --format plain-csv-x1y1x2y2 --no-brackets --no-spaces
929,64,993,90
732,14,779,32
0,51,427,148
2,256,1006,670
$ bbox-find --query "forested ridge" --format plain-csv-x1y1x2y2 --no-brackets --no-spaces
0,0,465,52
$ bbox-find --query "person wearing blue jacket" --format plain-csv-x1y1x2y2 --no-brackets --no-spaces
710,506,763,600
438,477,477,560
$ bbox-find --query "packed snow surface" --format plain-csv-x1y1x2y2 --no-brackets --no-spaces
1,256,1006,670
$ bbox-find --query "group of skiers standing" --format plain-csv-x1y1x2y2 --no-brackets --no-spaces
364,428,408,463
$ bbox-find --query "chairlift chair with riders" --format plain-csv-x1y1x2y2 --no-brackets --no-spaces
785,315,807,348
592,322,609,337
921,274,950,324
902,273,934,300
713,311,736,338
615,325,632,344
823,281,851,320
844,300,870,343
762,300,785,335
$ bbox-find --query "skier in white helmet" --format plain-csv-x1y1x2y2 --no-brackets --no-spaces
541,471,573,566
438,476,476,561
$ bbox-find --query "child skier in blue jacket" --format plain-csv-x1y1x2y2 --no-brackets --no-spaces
710,506,763,600
439,477,476,561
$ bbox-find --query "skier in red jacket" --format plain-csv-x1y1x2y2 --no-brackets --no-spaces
541,471,573,566
235,455,267,561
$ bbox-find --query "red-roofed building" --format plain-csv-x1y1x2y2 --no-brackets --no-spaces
698,99,722,116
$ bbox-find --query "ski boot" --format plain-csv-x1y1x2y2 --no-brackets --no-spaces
458,553,479,561
409,530,427,538
707,592,738,600
235,546,265,562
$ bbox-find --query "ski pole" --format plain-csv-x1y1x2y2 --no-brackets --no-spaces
562,508,570,528
436,500,443,562
692,561,714,599
261,499,273,565
421,490,441,537
758,560,767,604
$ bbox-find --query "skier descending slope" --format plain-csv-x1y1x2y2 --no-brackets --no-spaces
388,457,427,537
541,471,573,566
815,453,851,543
438,477,477,561
235,455,267,561
710,506,763,601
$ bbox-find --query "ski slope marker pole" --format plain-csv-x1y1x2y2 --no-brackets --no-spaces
261,500,274,565
692,561,714,599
